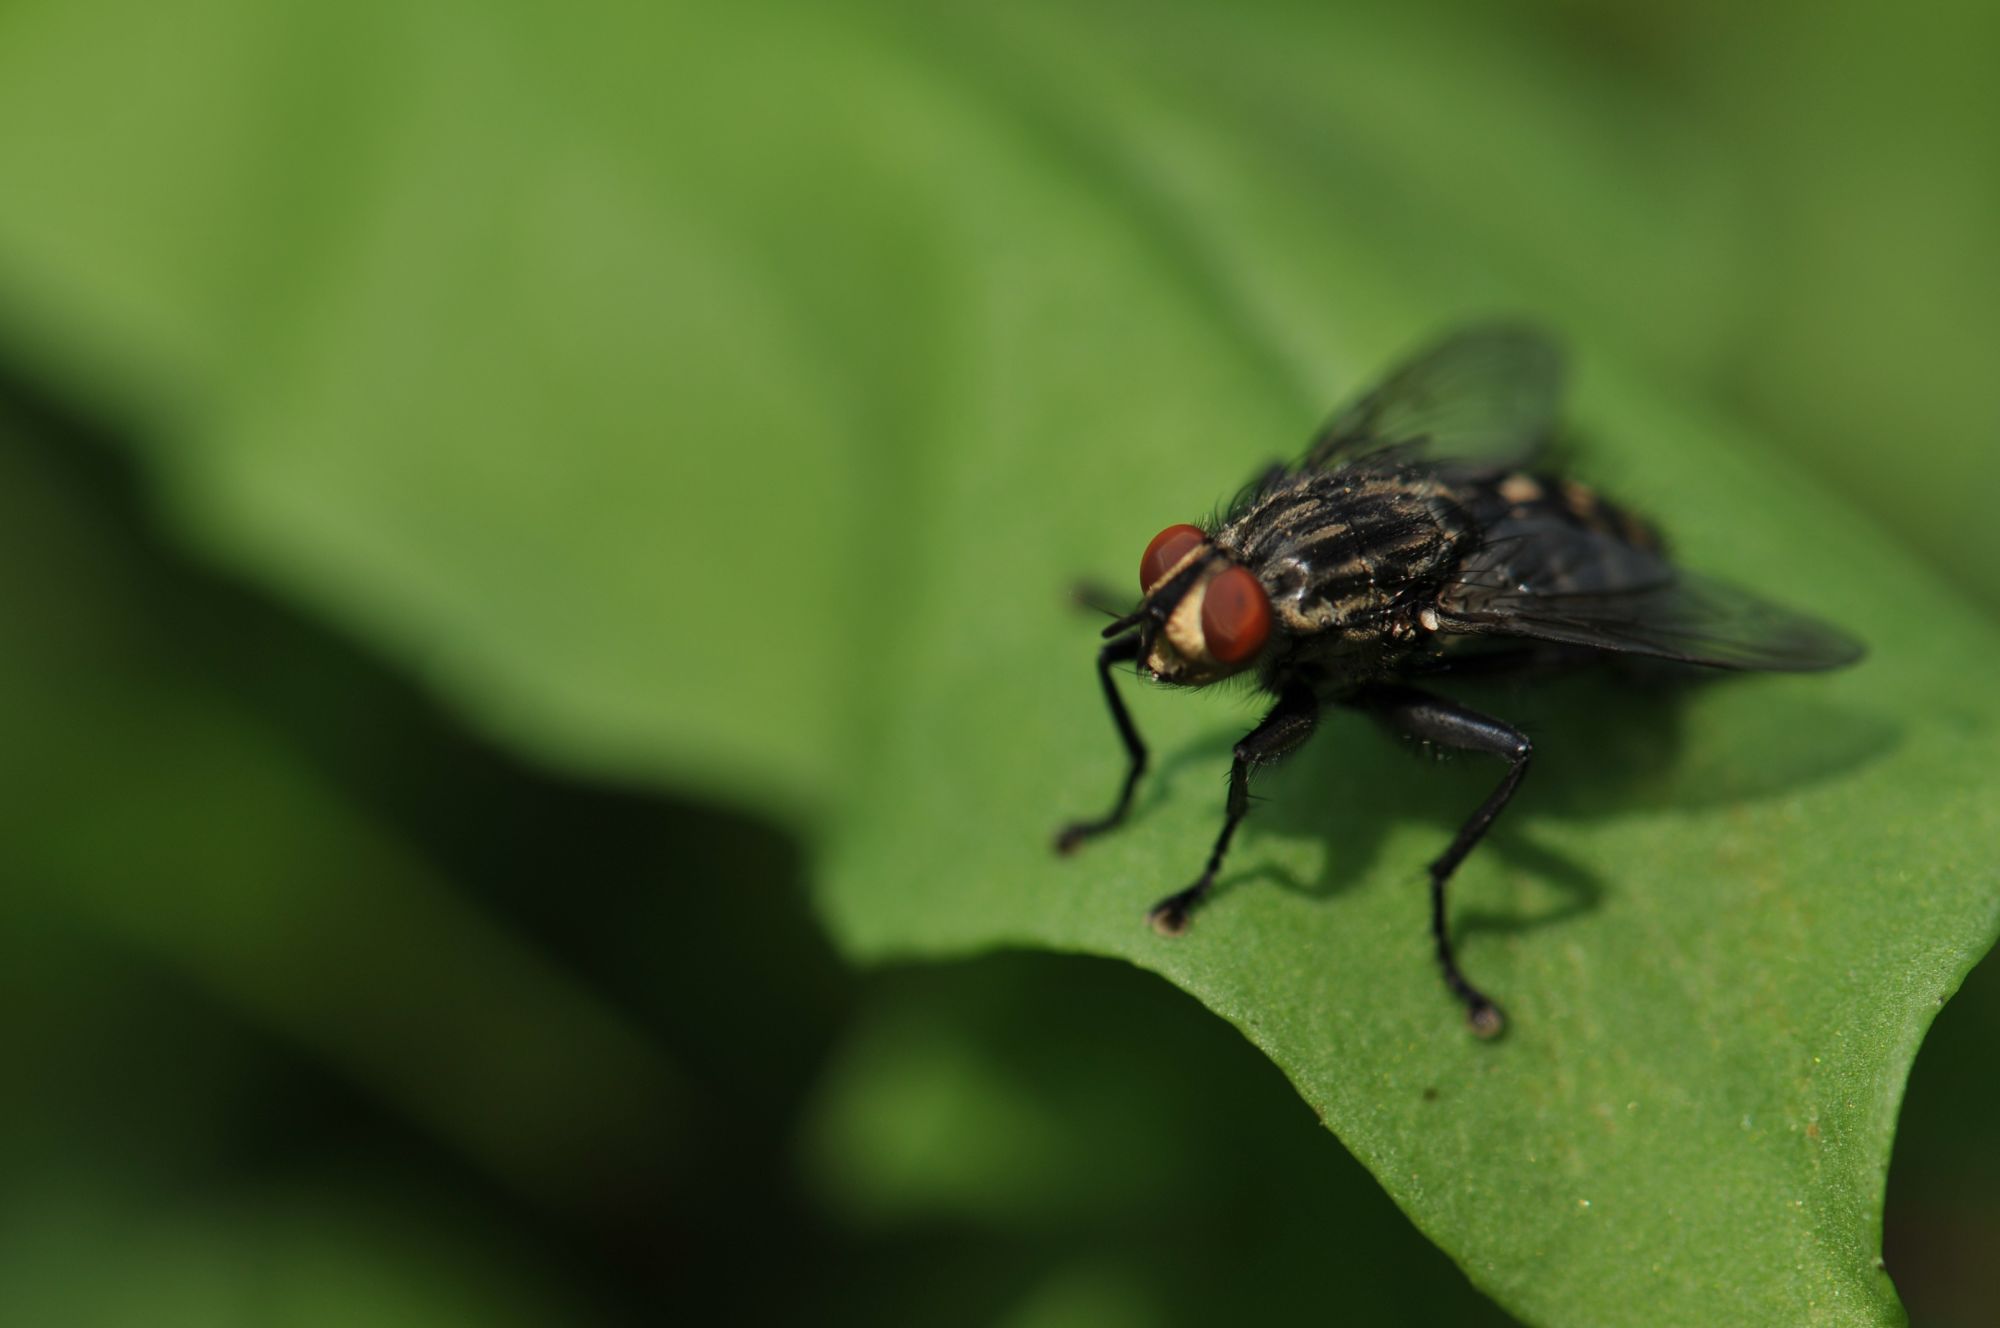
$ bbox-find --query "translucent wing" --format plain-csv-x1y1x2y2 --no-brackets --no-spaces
1438,520,1864,671
1301,323,1564,472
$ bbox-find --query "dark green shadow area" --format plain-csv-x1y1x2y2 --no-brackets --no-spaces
1884,944,2000,1328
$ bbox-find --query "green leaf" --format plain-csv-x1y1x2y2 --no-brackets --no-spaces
0,1,1993,1324
822,358,1998,1323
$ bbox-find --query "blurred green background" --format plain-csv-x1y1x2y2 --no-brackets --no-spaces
0,0,1996,1324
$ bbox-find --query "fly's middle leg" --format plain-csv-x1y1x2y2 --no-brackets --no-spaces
1148,686,1320,935
1352,685,1532,1038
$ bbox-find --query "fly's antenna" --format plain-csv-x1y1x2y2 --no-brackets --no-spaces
1100,609,1146,639
1106,552,1215,639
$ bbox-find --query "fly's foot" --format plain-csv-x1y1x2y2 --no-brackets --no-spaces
1147,882,1210,937
1436,932,1506,1038
1466,997,1506,1040
1054,820,1102,856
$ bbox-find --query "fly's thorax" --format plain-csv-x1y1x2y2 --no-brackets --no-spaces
1217,470,1474,643
1263,553,1384,635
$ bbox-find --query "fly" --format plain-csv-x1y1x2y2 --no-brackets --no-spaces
1055,324,1863,1037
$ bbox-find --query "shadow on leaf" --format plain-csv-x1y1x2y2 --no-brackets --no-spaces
1141,666,1896,945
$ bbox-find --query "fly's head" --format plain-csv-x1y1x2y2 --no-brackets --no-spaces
1108,523,1273,685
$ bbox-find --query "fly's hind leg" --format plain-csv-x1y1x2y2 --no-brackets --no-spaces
1350,685,1532,1039
1148,686,1320,935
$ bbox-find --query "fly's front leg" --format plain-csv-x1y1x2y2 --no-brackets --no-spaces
1055,635,1147,854
1352,685,1532,1039
1148,686,1320,935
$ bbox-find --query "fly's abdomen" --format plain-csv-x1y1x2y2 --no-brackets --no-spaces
1478,470,1662,553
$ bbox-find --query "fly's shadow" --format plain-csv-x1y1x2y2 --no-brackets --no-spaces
1198,667,1895,939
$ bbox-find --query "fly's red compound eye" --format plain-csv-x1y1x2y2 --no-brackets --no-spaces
1140,523,1207,591
1201,565,1271,665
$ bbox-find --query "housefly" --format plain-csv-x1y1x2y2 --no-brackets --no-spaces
1055,324,1863,1037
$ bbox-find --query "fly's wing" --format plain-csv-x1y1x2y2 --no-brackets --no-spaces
1301,323,1564,473
1437,518,1864,671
